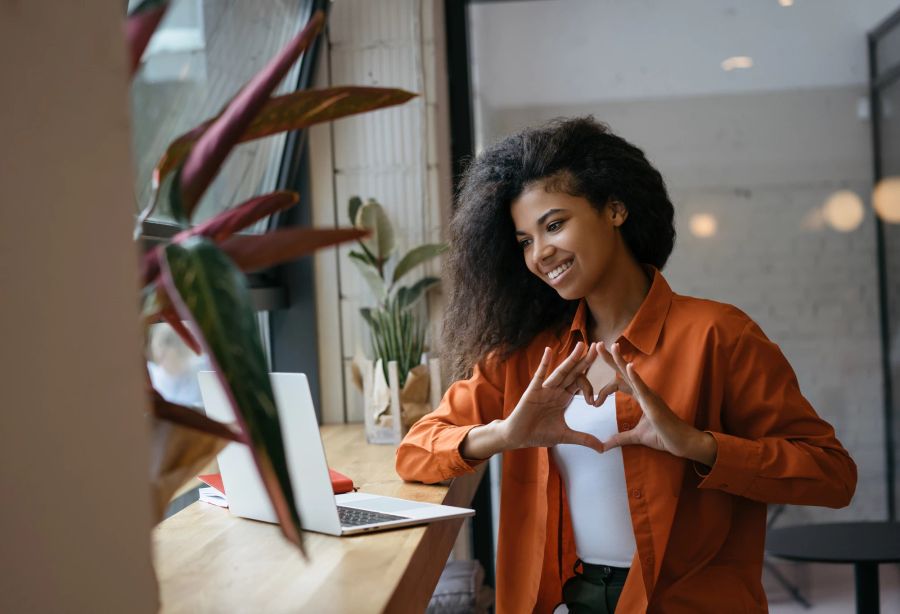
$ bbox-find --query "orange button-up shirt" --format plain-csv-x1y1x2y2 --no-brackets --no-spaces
396,269,856,613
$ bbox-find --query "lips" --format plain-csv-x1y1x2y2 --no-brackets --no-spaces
546,259,573,281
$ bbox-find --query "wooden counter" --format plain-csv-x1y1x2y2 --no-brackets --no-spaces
153,424,484,613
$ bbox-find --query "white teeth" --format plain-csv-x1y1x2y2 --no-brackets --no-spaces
547,260,573,280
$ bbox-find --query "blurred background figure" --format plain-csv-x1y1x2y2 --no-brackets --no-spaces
147,323,210,408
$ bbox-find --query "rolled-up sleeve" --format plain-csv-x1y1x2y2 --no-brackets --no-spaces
697,320,857,508
396,357,507,484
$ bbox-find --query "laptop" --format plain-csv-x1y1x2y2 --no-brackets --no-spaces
197,371,474,536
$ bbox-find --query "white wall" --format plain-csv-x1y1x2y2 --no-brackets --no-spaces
469,0,899,107
0,2,158,611
311,0,453,423
470,4,892,525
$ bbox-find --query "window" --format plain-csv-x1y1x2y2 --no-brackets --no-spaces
130,0,310,232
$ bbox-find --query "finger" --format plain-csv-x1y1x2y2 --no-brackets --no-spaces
625,362,650,395
561,342,599,389
562,428,605,454
592,380,622,406
609,343,631,380
600,430,639,451
596,341,624,376
543,342,585,388
528,347,552,391
575,374,594,405
626,362,656,407
597,342,633,395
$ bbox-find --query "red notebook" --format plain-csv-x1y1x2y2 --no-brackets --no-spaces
199,469,354,496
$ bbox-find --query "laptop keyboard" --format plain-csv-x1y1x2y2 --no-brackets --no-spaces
337,506,409,527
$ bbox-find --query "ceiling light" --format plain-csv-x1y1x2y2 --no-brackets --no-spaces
721,56,753,71
822,190,864,232
778,0,794,6
873,177,900,223
689,213,718,238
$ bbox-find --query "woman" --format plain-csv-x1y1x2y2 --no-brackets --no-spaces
395,117,856,613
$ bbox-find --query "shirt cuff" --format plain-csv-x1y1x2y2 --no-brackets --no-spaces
441,423,485,479
694,431,762,497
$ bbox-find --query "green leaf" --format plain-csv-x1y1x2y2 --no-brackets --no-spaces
396,276,440,310
349,249,376,268
348,196,363,225
391,243,447,285
359,307,376,330
355,199,394,261
350,256,387,302
160,236,303,549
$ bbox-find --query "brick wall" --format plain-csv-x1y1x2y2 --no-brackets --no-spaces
484,85,887,522
310,0,453,422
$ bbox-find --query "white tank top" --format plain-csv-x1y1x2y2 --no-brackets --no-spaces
550,394,636,567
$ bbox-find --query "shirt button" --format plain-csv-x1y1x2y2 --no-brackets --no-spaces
621,422,632,431
631,489,642,499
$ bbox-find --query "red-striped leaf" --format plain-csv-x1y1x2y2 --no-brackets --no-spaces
125,0,169,77
153,87,417,188
160,237,304,549
220,227,368,273
178,10,325,220
159,303,203,355
141,190,300,284
151,389,245,444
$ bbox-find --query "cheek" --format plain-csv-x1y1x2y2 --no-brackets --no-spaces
523,252,541,277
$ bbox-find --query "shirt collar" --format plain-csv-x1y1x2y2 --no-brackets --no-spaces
561,266,673,355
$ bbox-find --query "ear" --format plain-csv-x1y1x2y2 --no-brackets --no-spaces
607,199,628,226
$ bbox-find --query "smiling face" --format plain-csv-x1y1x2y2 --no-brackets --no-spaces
510,181,629,301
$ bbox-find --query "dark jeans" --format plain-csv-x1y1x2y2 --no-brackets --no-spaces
561,560,629,614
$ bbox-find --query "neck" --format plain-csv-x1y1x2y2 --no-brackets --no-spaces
584,255,651,345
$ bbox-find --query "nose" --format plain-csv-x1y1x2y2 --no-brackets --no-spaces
530,237,555,269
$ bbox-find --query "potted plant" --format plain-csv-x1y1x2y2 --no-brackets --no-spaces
347,197,447,443
127,2,416,549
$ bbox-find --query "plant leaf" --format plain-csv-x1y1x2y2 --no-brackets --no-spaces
159,236,303,549
355,199,394,262
391,243,447,285
396,276,440,310
154,87,416,192
141,191,299,285
125,0,169,77
159,302,203,355
151,388,244,444
350,256,387,302
348,249,376,268
184,190,299,243
348,196,363,226
220,227,367,273
149,416,226,522
359,307,375,329
349,250,378,269
178,10,326,219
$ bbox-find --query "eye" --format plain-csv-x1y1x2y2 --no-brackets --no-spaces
547,220,564,232
518,238,532,249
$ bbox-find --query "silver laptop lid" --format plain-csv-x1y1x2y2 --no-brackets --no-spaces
198,371,342,535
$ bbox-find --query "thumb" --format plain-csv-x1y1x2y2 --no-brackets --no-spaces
563,428,605,454
601,430,638,451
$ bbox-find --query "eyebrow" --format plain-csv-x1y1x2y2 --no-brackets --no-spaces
514,208,565,236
